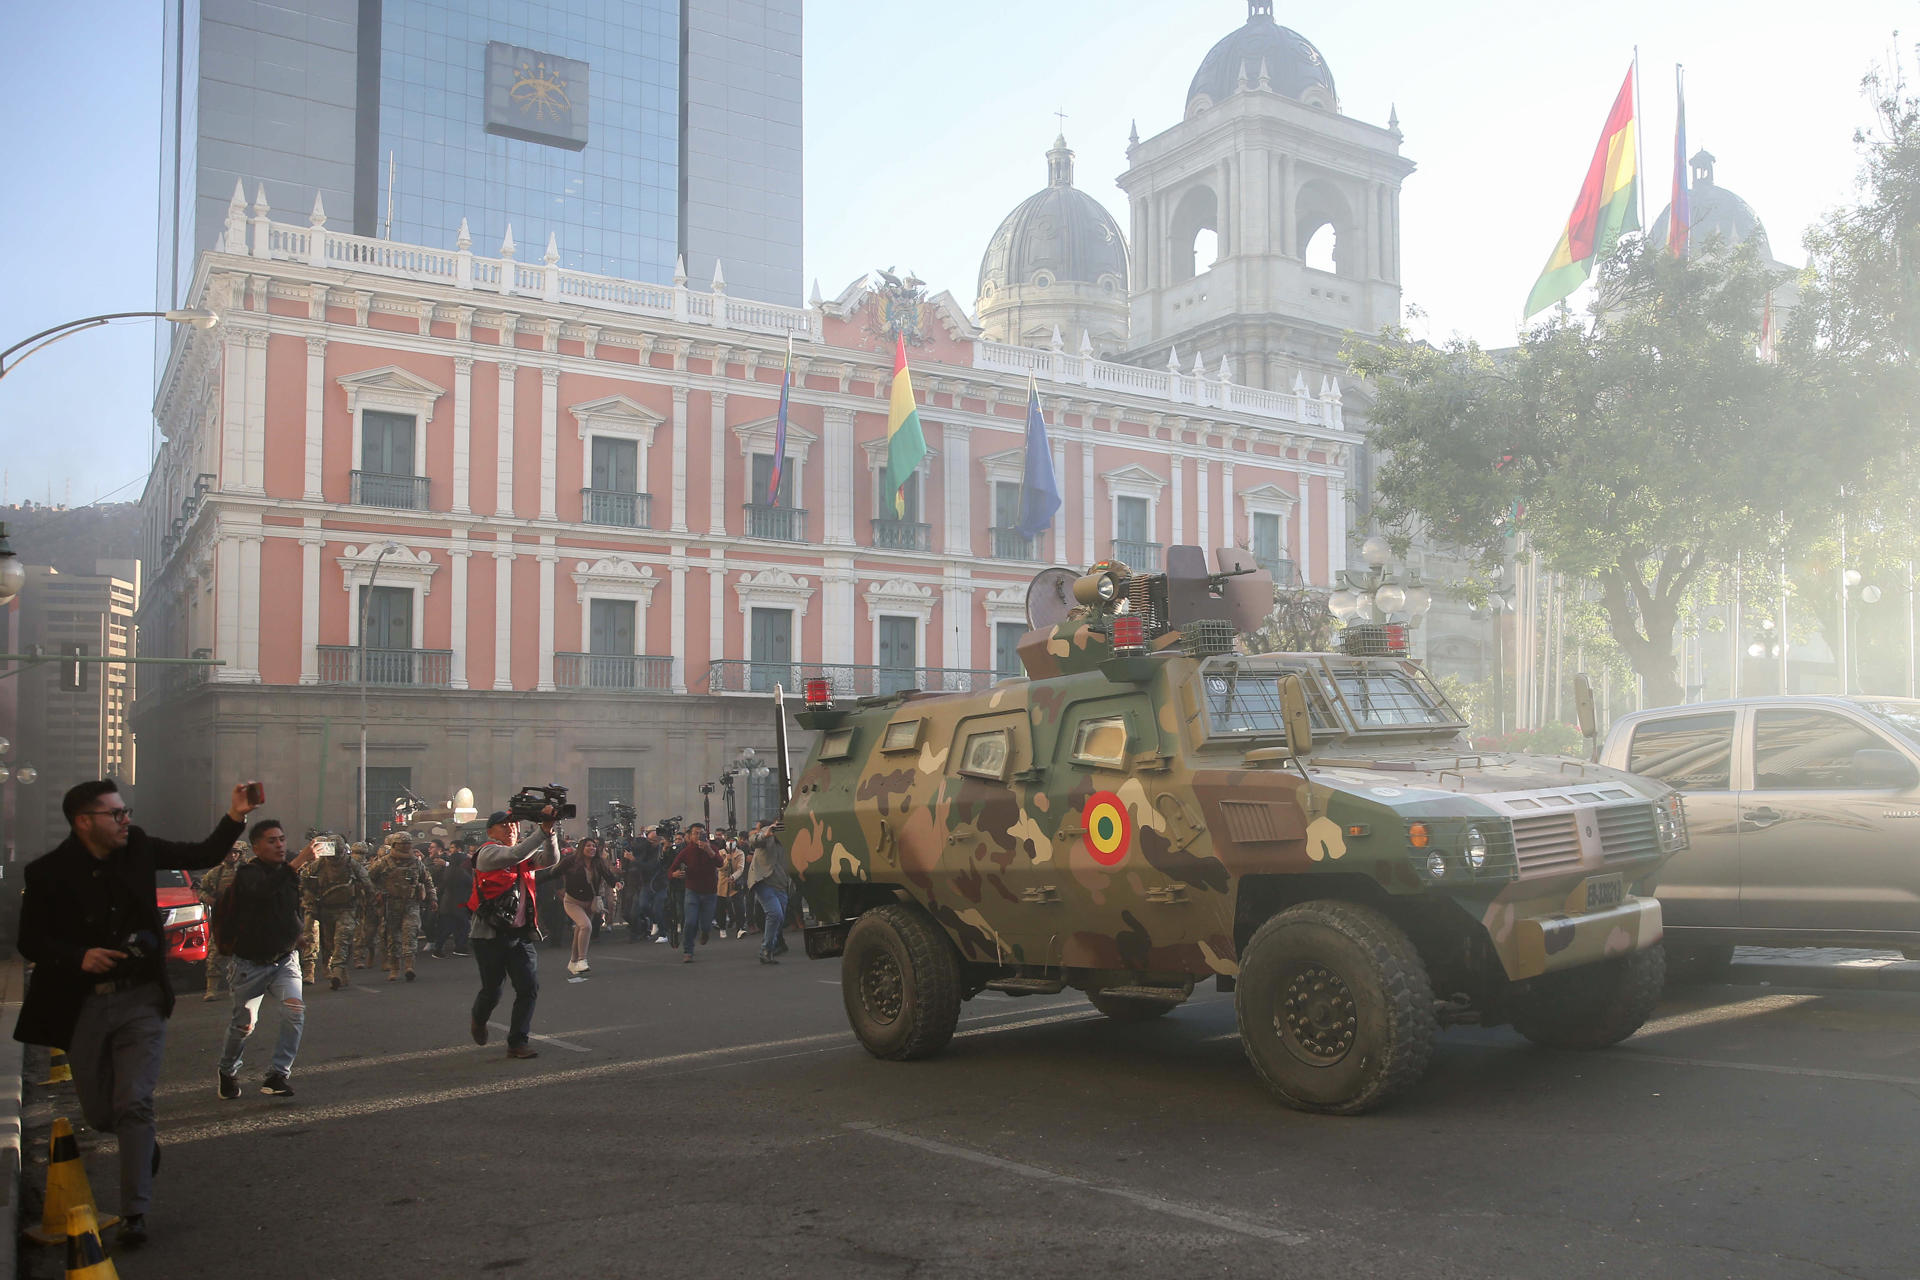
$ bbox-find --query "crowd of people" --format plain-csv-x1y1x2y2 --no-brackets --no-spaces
10,777,798,1251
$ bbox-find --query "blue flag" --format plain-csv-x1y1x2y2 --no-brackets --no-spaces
1016,376,1061,538
767,334,792,506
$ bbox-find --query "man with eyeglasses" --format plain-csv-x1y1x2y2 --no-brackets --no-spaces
12,777,260,1250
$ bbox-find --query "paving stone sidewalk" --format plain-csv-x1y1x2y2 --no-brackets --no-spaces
1730,945,1920,991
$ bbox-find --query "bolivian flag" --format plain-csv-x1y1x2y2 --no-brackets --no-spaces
1524,66,1640,319
881,335,926,517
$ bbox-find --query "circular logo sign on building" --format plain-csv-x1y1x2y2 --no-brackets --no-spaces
1082,791,1132,866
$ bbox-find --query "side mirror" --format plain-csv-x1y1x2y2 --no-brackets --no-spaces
1851,749,1919,790
1277,674,1314,761
1573,672,1598,760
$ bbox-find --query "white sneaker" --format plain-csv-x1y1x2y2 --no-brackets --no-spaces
565,960,582,975
653,936,669,944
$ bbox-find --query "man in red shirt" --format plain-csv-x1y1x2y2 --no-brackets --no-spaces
667,822,725,964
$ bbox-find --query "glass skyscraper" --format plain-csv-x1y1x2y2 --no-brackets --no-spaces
159,0,801,333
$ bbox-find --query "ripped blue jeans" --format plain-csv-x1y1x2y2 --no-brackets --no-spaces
219,954,306,1078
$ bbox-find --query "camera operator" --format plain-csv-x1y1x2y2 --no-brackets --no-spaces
623,826,664,944
466,807,560,1059
217,819,319,1100
13,778,259,1248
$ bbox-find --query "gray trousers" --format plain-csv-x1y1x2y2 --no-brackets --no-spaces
68,981,167,1216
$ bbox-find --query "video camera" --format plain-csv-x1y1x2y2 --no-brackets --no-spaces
508,783,576,823
655,814,684,842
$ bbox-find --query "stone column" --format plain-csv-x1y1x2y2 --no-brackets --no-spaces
303,337,326,501
298,530,323,684
823,407,855,546
242,330,268,494
1195,458,1211,557
1220,458,1237,549
535,545,557,691
1327,469,1348,582
1280,155,1297,257
708,387,728,535
1076,435,1093,564
822,559,856,670
452,356,473,514
236,533,262,679
214,534,242,679
220,331,246,489
1170,452,1185,544
496,362,518,517
669,553,689,692
708,548,727,671
945,570,974,670
942,422,971,557
1297,475,1315,587
492,548,514,690
539,367,559,521
670,388,690,533
449,536,470,689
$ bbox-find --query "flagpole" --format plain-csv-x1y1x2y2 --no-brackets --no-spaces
1632,46,1647,232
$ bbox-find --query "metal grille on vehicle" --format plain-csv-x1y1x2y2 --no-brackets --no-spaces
1511,812,1583,872
1595,803,1660,863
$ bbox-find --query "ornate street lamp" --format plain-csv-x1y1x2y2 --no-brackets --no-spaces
0,524,24,606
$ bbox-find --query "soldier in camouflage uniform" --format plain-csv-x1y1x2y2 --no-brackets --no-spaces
367,832,437,981
197,841,251,1000
301,837,374,989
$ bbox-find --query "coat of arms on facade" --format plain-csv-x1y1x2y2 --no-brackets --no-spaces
865,266,932,348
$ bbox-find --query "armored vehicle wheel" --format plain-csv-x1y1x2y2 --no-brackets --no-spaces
1235,901,1437,1115
841,905,962,1061
1508,944,1665,1050
1088,991,1178,1021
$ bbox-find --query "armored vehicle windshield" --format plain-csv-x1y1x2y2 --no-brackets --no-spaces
1198,654,1466,741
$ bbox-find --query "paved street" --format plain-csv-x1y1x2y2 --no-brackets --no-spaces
18,931,1920,1279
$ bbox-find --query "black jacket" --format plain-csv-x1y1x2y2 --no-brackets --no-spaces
13,816,243,1049
227,858,306,964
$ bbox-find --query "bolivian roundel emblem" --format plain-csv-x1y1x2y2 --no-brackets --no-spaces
1083,791,1131,866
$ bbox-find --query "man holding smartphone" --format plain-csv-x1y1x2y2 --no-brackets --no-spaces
13,778,259,1249
217,818,320,1099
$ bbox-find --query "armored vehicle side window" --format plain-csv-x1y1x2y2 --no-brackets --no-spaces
1070,716,1130,767
1201,665,1339,737
1327,668,1458,728
960,729,1011,781
1627,713,1735,791
880,719,923,753
819,728,856,761
1752,709,1893,790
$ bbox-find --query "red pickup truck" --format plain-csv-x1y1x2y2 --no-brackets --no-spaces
156,868,210,965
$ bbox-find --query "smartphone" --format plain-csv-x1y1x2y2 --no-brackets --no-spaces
317,839,337,857
245,781,266,806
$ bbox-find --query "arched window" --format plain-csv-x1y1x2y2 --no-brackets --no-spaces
1303,224,1337,273
1169,185,1220,284
1294,179,1354,277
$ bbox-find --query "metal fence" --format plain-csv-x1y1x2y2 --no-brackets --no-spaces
316,646,453,686
553,652,673,691
871,518,932,551
742,503,808,542
579,489,653,528
350,470,431,510
1113,539,1164,572
699,659,1001,697
990,527,1037,561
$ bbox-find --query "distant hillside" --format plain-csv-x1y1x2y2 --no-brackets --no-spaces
2,502,144,579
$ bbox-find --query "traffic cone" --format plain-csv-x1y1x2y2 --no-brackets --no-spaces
24,1119,118,1245
62,1205,119,1279
40,1050,72,1086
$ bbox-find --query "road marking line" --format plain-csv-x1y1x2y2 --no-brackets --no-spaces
157,1005,1104,1146
1613,1050,1920,1088
844,1122,1308,1245
490,1023,591,1053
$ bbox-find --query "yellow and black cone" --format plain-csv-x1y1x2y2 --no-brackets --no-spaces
24,1119,118,1245
40,1049,73,1086
63,1205,119,1279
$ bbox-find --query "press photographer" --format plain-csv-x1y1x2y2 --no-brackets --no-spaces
466,792,563,1059
13,777,261,1249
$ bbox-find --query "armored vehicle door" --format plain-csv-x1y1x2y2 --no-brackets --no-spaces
935,711,1043,964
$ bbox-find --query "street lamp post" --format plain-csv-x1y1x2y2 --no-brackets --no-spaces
0,308,219,381
358,541,401,843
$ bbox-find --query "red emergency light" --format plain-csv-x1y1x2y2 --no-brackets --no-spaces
1111,614,1146,653
803,677,834,708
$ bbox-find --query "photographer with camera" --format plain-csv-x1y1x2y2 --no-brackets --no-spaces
216,819,320,1100
13,777,259,1248
466,794,563,1059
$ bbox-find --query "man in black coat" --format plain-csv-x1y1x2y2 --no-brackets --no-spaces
13,777,258,1248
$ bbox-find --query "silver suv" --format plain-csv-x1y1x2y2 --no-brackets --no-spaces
1598,696,1920,963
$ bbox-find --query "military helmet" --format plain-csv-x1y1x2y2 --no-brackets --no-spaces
349,841,372,857
383,832,413,850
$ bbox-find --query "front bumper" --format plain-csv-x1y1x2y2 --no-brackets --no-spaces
1498,895,1662,981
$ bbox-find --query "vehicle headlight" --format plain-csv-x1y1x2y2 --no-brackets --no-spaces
164,905,206,928
1463,826,1489,871
1423,850,1448,879
1657,795,1688,851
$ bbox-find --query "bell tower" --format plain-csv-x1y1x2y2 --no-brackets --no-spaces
1116,2,1414,389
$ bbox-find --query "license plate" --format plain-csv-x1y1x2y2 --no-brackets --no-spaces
1583,875,1624,912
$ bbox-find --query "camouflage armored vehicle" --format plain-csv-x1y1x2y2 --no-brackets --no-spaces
782,548,1686,1113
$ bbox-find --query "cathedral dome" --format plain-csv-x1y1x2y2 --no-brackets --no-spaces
977,136,1129,299
1649,150,1774,262
1186,2,1337,117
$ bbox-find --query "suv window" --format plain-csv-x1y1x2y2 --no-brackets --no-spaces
1627,712,1735,791
1752,708,1890,790
155,869,191,889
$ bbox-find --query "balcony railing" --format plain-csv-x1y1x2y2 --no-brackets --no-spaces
699,660,1001,697
580,489,653,529
990,527,1037,561
1255,555,1297,586
1112,539,1164,572
316,646,453,686
351,470,431,510
743,503,808,542
870,518,932,551
554,652,673,691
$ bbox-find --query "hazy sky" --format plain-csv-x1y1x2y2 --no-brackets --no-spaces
3,0,1910,504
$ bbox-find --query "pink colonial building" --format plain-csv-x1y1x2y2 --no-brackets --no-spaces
134,186,1353,834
